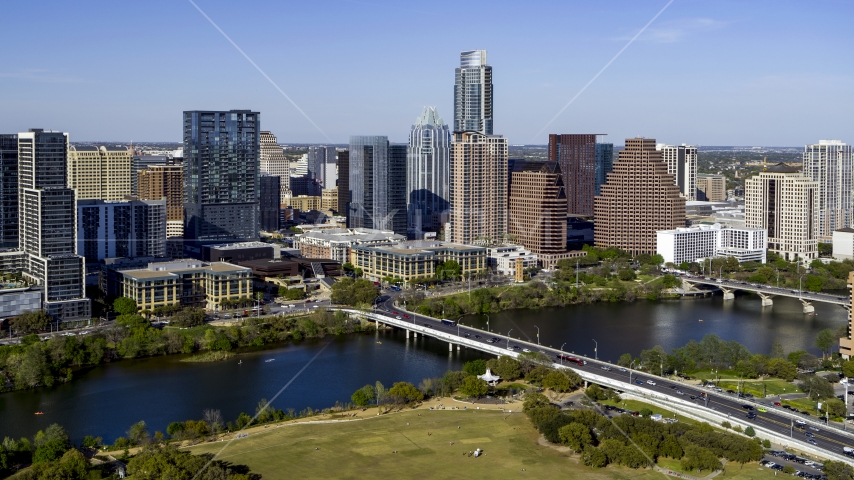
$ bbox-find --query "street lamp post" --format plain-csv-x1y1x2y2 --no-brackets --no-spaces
560,342,567,365
484,314,490,332
592,339,598,360
457,317,464,337
534,325,540,345
629,359,636,384
507,329,513,349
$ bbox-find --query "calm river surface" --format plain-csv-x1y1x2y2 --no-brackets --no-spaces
0,293,847,442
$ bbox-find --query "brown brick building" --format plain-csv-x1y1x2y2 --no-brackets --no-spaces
549,134,598,216
594,138,685,255
507,161,567,256
138,165,184,238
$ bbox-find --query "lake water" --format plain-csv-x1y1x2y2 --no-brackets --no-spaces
0,292,846,442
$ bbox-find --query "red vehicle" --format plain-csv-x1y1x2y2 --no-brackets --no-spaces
392,311,398,315
556,354,586,367
403,314,410,319
773,401,782,406
305,299,312,303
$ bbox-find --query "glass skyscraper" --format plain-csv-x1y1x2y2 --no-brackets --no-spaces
407,107,451,237
183,110,260,254
453,50,493,135
348,136,407,234
0,134,18,248
595,142,614,196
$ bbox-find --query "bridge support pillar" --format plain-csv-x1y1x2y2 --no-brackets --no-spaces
799,299,815,314
449,342,453,352
406,329,410,338
720,287,735,300
584,380,588,389
456,344,460,351
757,292,774,307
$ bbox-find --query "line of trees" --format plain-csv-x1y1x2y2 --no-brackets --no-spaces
0,308,366,393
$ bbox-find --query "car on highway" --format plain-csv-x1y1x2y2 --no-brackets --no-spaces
396,316,402,320
522,348,531,353
392,311,398,314
742,405,754,410
646,380,656,386
464,333,471,338
635,380,644,385
618,367,627,372
808,426,819,432
601,366,612,371
676,390,684,395
795,419,806,425
746,412,757,419
773,401,782,406
758,407,767,412
807,438,818,446
805,431,815,438
474,335,481,339
689,395,697,400
423,323,431,328
403,314,410,319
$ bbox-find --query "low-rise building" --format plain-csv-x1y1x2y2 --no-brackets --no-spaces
833,228,854,261
351,241,486,285
110,259,252,311
656,223,766,265
295,228,404,263
202,242,278,263
486,245,537,281
0,287,42,320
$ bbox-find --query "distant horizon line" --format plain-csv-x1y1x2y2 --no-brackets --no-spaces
69,141,806,149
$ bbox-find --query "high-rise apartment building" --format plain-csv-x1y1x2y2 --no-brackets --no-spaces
696,174,726,201
507,160,567,258
260,131,290,203
745,164,819,261
137,165,184,238
548,134,599,216
338,150,349,215
656,144,697,201
348,136,407,234
0,134,18,248
77,199,166,268
447,132,508,245
453,50,493,135
260,174,281,232
594,138,686,255
407,107,451,237
18,129,90,320
307,146,338,190
131,154,174,196
183,110,260,255
594,143,614,197
803,140,853,241
67,145,132,200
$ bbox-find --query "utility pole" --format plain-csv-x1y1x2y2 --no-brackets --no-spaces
592,339,598,360
575,260,579,290
534,325,540,345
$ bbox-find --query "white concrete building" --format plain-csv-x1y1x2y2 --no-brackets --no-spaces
657,143,697,201
656,224,766,265
803,140,853,242
294,228,404,264
260,131,289,203
745,164,819,261
832,228,854,261
486,245,537,279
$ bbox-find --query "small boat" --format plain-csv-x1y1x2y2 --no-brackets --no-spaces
265,359,275,363
34,412,44,415
238,360,243,365
376,341,382,344
698,319,704,322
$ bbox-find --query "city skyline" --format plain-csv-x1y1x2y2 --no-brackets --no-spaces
1,1,851,145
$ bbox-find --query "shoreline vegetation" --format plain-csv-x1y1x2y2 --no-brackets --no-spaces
179,351,235,363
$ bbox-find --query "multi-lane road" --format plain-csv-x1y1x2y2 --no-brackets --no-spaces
371,293,854,461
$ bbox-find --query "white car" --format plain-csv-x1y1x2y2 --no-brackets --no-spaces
646,380,656,386
396,316,402,320
795,419,806,425
522,348,531,353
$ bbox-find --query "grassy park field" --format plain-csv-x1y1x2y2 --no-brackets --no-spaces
187,406,777,480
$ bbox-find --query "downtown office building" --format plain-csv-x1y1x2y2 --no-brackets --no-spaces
18,129,90,320
657,143,698,201
77,199,167,269
802,140,853,242
454,50,493,135
348,136,407,235
183,110,261,257
407,107,451,237
307,145,338,190
0,134,18,248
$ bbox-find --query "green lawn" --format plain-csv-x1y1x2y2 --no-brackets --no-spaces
782,397,818,413
598,399,701,426
186,409,785,479
714,378,798,397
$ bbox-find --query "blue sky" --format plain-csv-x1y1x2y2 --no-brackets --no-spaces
1,0,851,145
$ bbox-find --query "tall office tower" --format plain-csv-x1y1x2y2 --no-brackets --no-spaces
594,138,686,255
348,136,407,234
656,143,698,201
183,110,261,256
131,154,171,195
77,199,166,268
803,140,853,241
137,165,184,238
338,150,349,215
548,134,599,215
594,142,614,197
307,146,338,189
696,174,726,201
67,145,132,200
407,107,451,237
259,174,281,232
0,134,18,248
18,129,90,320
454,50,493,135
260,131,290,203
745,164,819,261
507,160,567,256
447,132,508,244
